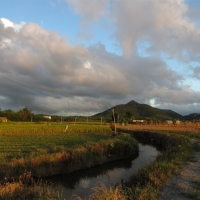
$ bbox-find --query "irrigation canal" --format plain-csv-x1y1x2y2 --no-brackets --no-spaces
45,142,161,199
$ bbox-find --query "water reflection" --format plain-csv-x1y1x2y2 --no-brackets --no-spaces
46,143,160,199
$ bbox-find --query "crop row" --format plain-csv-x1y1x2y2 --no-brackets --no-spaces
0,123,111,134
0,124,112,162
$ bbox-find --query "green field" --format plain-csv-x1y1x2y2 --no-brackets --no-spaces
0,123,196,200
0,123,138,179
0,123,112,162
0,123,140,199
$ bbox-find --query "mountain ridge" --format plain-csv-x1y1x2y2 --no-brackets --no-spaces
93,100,183,121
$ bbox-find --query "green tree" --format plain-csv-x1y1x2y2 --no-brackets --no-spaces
18,107,32,121
124,111,132,120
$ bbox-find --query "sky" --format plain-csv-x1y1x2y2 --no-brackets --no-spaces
0,0,200,116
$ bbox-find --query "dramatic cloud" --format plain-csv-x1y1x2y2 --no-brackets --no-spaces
0,18,25,31
1,0,200,116
0,20,130,114
192,66,200,79
67,0,200,61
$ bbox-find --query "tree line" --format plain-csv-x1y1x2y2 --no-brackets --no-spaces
0,107,75,122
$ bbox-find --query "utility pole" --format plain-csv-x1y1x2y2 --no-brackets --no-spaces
112,109,116,134
68,100,71,117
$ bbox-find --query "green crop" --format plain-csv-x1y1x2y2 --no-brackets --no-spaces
0,123,112,162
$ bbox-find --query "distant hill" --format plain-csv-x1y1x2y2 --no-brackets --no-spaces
92,100,183,121
183,113,200,121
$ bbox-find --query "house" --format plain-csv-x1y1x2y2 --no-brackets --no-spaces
166,120,173,125
133,120,145,123
44,115,51,120
0,117,8,122
175,120,181,125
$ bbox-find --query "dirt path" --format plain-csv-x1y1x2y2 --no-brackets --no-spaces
159,139,200,200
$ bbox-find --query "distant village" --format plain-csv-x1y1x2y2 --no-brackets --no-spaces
132,119,181,125
1,115,199,126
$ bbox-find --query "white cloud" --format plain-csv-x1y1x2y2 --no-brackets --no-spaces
110,0,200,59
83,60,92,69
65,0,200,62
66,0,109,25
66,0,109,40
0,18,25,32
1,2,200,116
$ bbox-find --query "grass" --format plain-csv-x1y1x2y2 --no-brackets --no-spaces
75,124,196,200
120,128,193,200
0,124,138,178
193,141,200,152
0,171,61,200
0,124,112,162
74,183,126,200
1,123,199,199
183,180,200,199
0,123,111,135
0,123,139,199
119,124,200,139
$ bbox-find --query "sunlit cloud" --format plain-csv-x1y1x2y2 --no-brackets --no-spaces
1,0,200,115
0,18,25,32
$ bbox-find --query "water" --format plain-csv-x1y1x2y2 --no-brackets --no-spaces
45,143,160,199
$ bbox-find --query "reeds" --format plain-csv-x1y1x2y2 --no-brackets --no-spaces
74,183,126,200
0,129,138,199
80,127,194,200
0,171,60,200
0,128,138,179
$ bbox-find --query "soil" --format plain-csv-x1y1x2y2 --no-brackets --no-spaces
159,139,200,200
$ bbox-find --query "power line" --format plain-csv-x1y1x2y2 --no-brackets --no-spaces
0,73,72,116
0,74,49,96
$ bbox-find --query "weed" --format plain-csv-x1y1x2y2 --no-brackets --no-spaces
74,183,126,200
183,180,200,199
193,142,200,152
0,171,61,200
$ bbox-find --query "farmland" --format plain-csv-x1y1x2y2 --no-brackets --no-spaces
0,124,111,161
0,122,200,199
0,122,139,199
0,123,112,162
0,123,138,178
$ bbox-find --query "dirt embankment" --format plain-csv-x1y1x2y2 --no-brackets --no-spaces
160,139,200,200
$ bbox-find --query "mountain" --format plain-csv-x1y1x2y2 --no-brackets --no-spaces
93,100,183,121
183,113,200,121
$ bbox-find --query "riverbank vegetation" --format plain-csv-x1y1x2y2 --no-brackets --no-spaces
75,125,199,200
122,129,192,200
1,123,199,199
0,123,138,199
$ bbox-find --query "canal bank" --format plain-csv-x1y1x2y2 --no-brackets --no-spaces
43,129,192,200
0,128,193,199
159,139,200,200
45,142,160,199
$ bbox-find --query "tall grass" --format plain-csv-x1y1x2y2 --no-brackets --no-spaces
122,129,192,199
1,123,196,199
78,126,195,200
0,123,139,199
184,180,200,199
74,183,126,200
0,123,138,179
0,171,60,200
0,133,138,179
